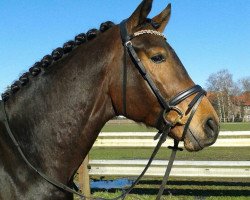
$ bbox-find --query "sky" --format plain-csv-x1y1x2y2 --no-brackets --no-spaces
0,0,250,94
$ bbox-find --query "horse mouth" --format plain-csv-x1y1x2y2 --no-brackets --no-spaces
183,128,204,152
183,118,219,152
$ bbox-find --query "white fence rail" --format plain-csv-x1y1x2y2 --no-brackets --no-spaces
94,131,250,147
89,160,250,178
79,131,250,193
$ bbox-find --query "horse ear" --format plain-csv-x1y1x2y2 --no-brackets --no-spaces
126,0,153,31
152,3,171,32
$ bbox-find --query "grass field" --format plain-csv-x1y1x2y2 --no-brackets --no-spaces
220,122,250,131
89,178,250,200
75,122,250,200
101,121,250,132
89,147,249,161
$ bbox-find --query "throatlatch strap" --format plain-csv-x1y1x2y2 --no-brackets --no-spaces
122,46,128,116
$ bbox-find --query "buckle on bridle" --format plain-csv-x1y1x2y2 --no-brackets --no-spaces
162,106,186,127
125,40,132,47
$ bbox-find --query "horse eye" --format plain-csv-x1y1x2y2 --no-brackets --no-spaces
150,54,166,64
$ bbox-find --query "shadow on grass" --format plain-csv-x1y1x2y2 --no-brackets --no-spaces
138,180,250,187
91,180,250,197
92,188,250,197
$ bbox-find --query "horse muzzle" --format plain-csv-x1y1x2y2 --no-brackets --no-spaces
183,117,219,152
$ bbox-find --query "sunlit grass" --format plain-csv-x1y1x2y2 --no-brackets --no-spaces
101,121,250,132
220,122,250,131
89,147,249,161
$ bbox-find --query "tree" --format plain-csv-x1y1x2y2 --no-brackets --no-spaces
206,69,237,122
238,76,250,92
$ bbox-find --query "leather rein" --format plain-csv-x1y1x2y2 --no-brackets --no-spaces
0,20,206,200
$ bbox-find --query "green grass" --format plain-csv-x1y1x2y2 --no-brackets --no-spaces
220,122,250,131
102,122,250,132
87,190,250,200
89,147,250,161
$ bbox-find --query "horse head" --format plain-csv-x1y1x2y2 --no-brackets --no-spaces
110,0,219,151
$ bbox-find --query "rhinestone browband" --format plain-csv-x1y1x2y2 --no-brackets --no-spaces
132,30,166,40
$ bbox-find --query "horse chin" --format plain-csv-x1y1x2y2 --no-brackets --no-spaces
183,129,204,152
169,126,203,152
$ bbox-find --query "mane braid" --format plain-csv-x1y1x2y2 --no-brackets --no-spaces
1,21,115,102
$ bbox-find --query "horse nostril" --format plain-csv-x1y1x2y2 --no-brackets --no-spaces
205,118,219,138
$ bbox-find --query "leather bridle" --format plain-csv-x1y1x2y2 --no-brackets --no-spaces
120,19,206,141
0,19,207,200
119,19,207,199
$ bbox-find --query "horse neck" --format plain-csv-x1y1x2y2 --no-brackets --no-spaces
3,26,121,184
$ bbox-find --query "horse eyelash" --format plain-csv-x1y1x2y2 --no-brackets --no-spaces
150,54,166,64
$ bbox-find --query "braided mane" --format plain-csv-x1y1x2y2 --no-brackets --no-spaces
1,21,115,102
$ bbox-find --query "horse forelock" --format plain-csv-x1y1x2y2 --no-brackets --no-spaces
1,21,115,102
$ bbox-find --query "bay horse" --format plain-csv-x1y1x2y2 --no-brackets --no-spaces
0,0,219,199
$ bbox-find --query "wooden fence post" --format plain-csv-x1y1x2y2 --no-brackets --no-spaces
78,154,91,199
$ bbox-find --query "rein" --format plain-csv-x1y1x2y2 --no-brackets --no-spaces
0,20,206,200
